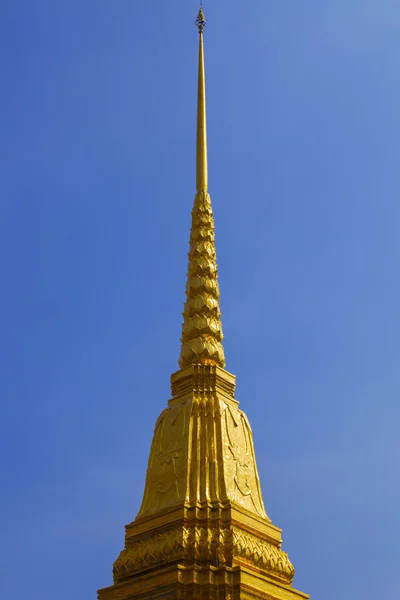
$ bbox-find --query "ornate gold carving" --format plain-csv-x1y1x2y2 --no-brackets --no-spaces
179,191,225,369
221,401,268,519
113,529,184,583
137,366,269,520
113,525,294,587
138,400,190,517
196,7,206,33
183,526,233,564
232,528,295,585
171,364,236,399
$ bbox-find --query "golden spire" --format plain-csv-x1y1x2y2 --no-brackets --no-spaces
179,6,226,369
196,5,207,192
98,9,309,600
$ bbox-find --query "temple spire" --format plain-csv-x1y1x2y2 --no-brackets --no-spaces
98,8,309,600
179,8,226,369
196,6,207,192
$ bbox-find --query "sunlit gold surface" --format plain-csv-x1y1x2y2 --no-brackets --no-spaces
179,10,226,371
138,365,266,519
106,363,301,599
179,191,225,369
196,24,208,193
113,524,295,586
97,7,309,600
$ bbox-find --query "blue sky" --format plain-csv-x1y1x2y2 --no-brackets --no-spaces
1,1,400,598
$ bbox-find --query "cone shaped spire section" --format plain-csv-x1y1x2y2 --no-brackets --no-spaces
179,16,225,370
179,191,225,369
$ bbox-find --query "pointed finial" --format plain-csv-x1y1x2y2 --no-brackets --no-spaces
196,5,206,33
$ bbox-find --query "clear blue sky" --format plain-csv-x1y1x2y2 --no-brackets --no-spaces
1,1,400,598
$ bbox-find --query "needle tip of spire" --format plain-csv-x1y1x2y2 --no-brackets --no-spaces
196,6,206,33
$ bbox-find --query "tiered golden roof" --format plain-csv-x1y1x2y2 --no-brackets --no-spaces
179,189,225,369
98,7,310,600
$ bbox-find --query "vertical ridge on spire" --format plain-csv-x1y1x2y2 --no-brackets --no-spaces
179,7,226,370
